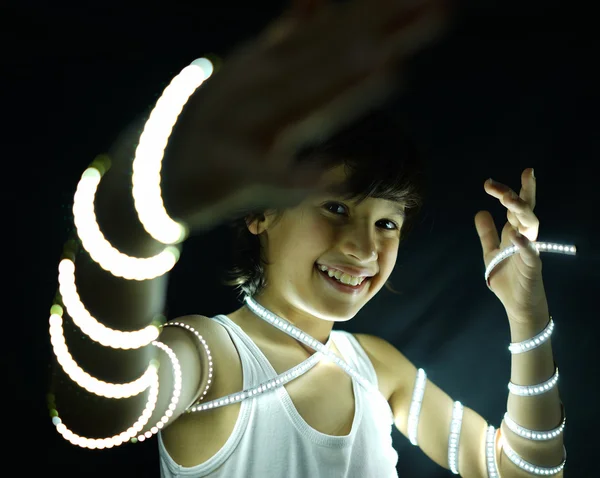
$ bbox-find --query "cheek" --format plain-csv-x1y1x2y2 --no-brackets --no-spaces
300,218,333,248
271,221,327,265
379,246,399,278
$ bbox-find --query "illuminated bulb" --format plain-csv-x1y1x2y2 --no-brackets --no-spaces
499,433,566,475
407,369,427,446
73,167,180,280
58,258,159,348
448,401,464,474
49,309,156,398
132,58,214,245
51,367,158,448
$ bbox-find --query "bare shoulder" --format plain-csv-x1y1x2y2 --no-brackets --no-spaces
166,313,218,332
164,314,234,350
158,314,237,413
353,333,417,402
159,315,244,467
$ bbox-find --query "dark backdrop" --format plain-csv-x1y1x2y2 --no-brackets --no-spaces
7,1,598,476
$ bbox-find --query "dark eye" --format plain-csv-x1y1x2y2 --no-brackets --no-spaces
379,219,399,231
324,202,347,215
323,202,399,231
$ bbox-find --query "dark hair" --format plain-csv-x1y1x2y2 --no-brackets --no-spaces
221,108,427,299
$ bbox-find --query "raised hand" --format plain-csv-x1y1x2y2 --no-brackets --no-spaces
474,168,549,324
162,0,449,230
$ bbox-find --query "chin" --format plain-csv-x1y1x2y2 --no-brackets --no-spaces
315,301,365,323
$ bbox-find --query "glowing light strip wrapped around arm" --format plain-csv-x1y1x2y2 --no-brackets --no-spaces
73,166,180,280
136,340,182,442
407,371,564,476
485,242,577,290
49,330,182,447
51,367,159,449
163,321,214,405
509,318,554,354
508,367,559,397
407,368,427,446
447,401,464,474
58,259,160,349
486,426,500,477
131,58,214,245
503,410,566,441
499,431,567,475
49,305,155,398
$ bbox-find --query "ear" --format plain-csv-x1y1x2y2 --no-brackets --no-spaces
245,214,263,236
245,210,278,236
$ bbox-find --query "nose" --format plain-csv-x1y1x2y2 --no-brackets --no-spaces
340,225,377,262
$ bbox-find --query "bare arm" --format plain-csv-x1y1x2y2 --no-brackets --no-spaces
366,313,564,478
49,103,222,440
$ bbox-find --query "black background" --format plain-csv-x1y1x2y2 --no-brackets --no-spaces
6,0,598,476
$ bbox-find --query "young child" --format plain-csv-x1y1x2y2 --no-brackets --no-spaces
49,1,566,477
156,109,426,476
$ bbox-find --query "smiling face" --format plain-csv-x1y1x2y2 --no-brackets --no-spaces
248,164,405,326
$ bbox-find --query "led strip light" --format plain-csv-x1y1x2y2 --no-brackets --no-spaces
500,434,567,475
163,321,214,404
73,165,180,280
49,338,183,448
485,242,576,290
132,58,214,245
49,305,155,398
58,259,160,349
407,368,427,446
136,341,182,442
508,367,559,397
509,318,554,354
51,367,159,449
486,426,500,478
448,401,464,474
503,412,566,441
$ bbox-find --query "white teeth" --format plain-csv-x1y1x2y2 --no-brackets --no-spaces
317,264,365,286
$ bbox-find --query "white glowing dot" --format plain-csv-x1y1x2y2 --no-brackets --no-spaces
191,57,214,80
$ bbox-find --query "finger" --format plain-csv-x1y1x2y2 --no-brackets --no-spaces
221,1,448,140
509,228,541,269
485,170,536,210
231,42,395,153
261,0,446,71
506,209,520,230
234,3,444,144
503,192,540,231
474,210,500,260
519,167,536,210
484,177,539,232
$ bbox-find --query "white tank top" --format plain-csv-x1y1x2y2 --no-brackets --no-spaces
158,314,399,477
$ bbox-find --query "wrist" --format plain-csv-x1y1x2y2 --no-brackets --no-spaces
508,318,549,343
507,307,550,342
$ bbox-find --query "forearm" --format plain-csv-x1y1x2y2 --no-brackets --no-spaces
50,119,171,434
498,315,565,476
